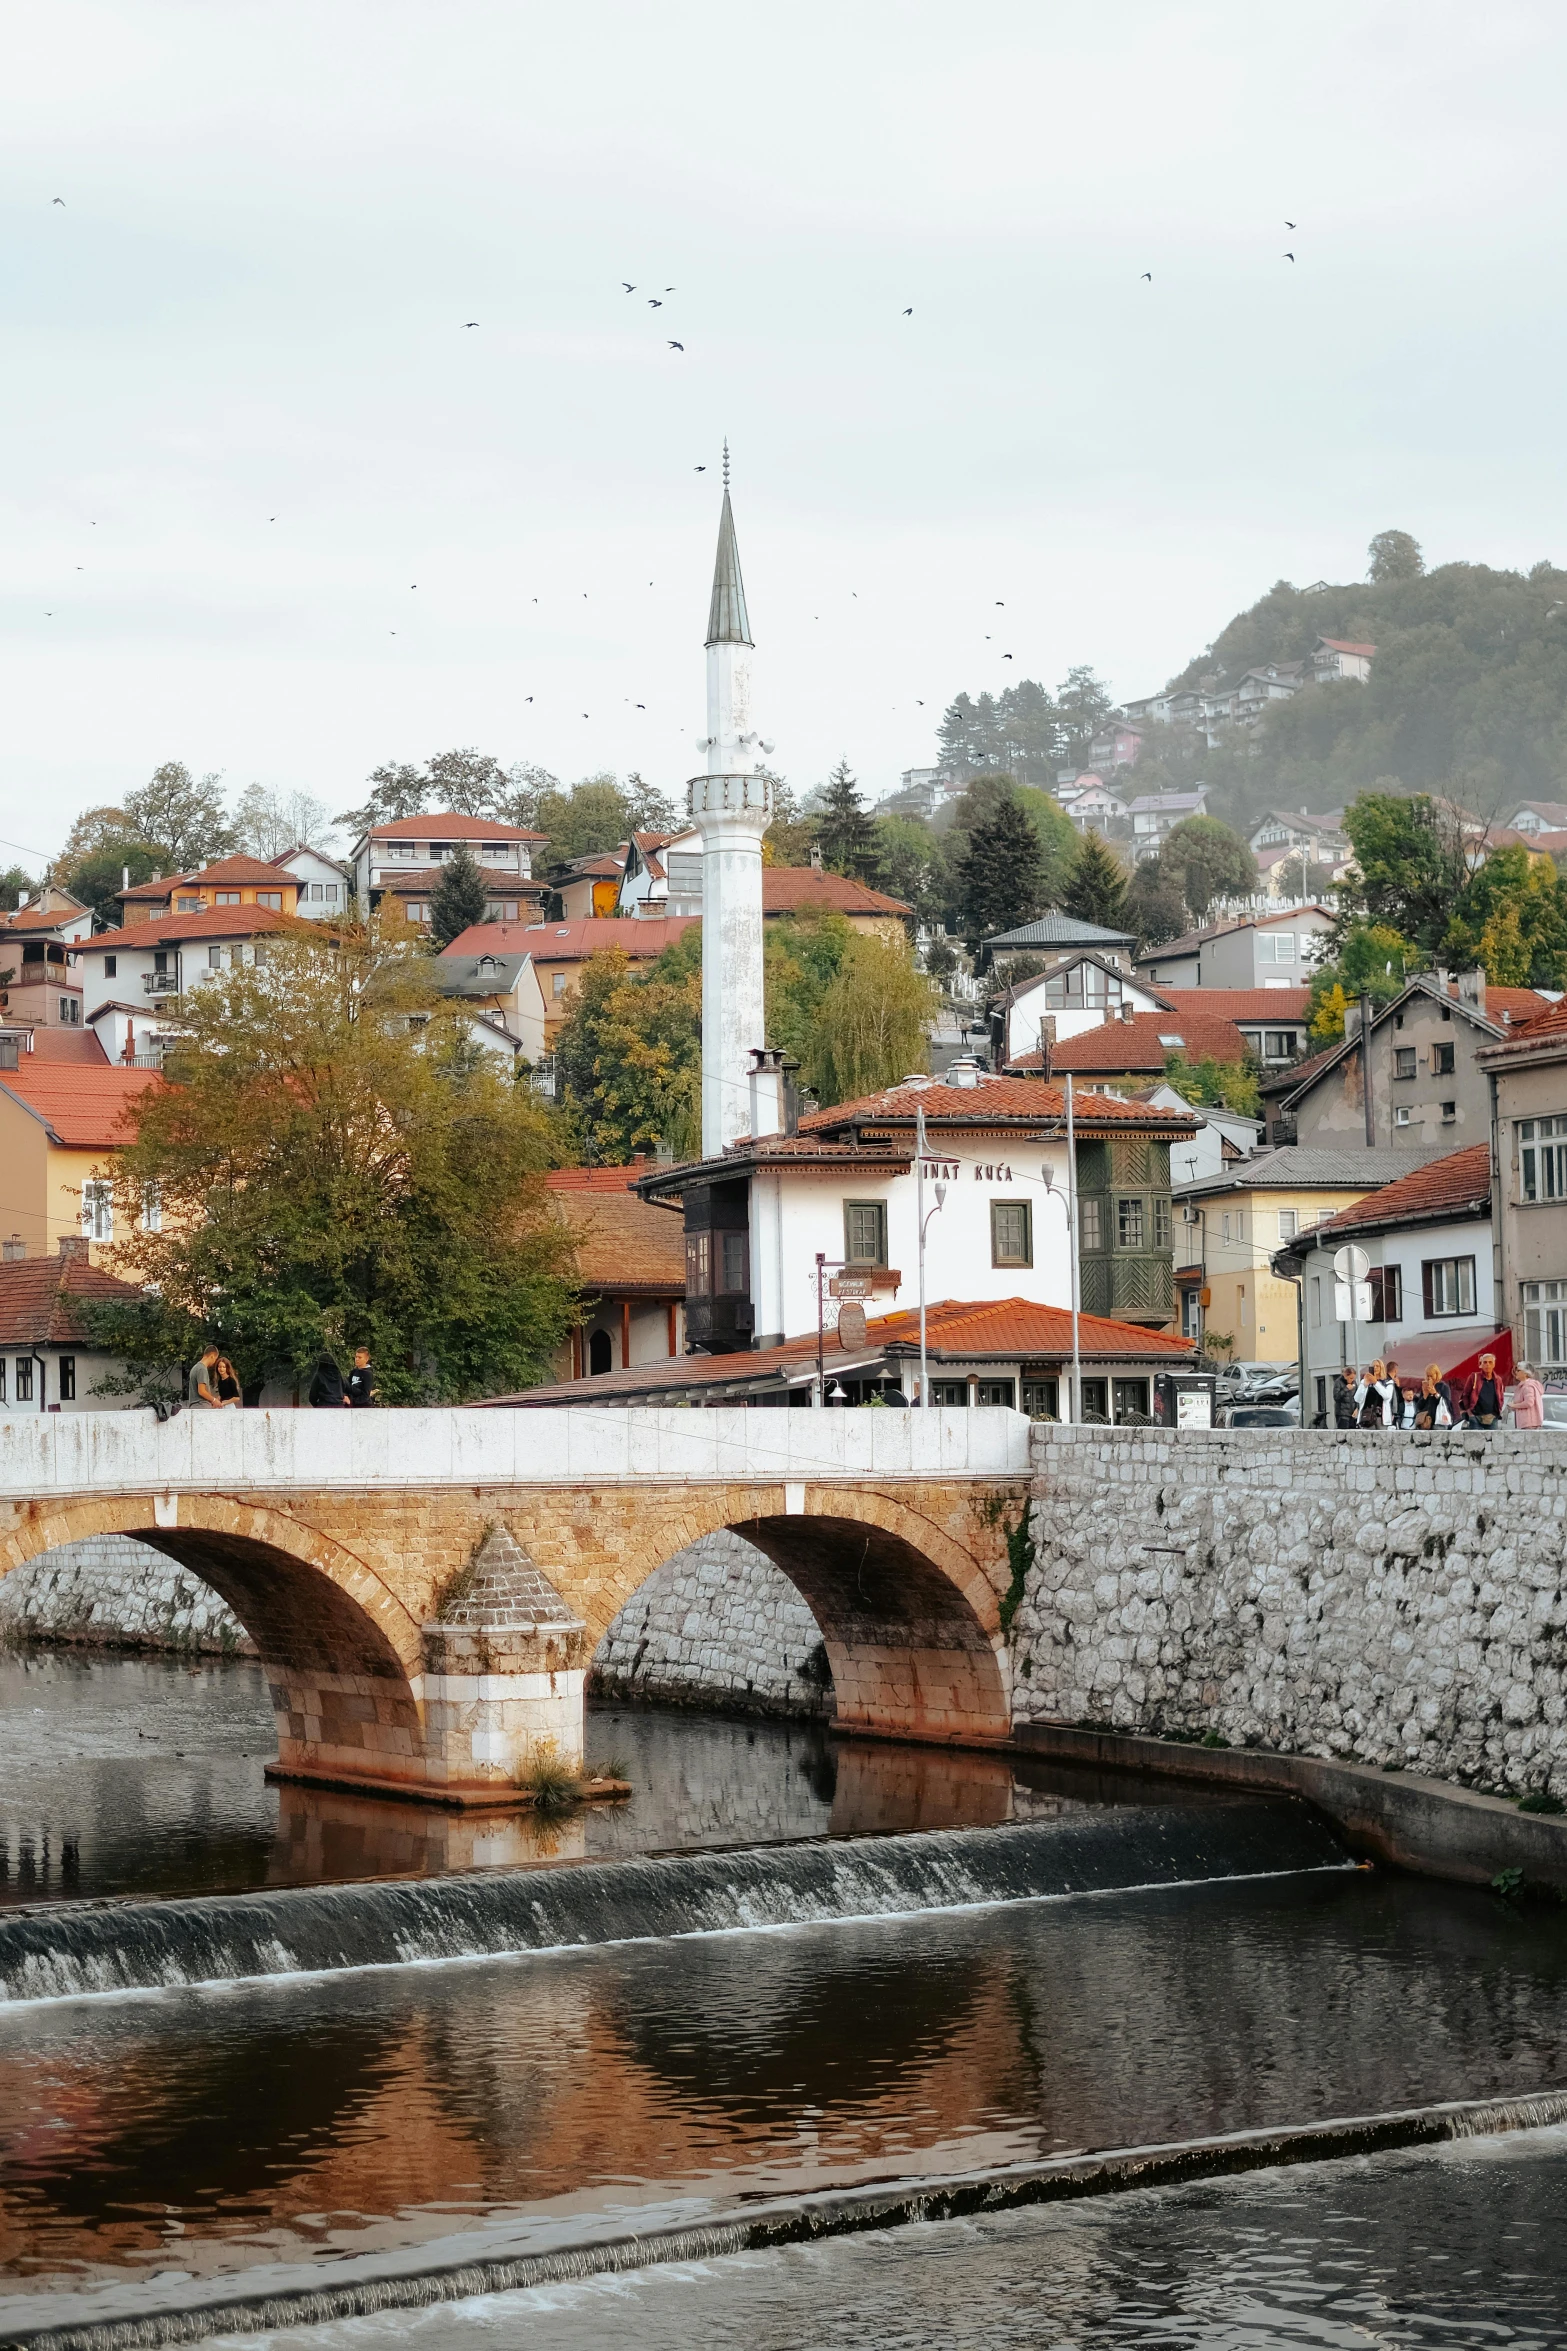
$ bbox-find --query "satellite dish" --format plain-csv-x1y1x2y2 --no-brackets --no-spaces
1333,1244,1370,1282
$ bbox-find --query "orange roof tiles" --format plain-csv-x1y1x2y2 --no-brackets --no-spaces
1157,987,1311,1020
87,905,314,953
443,917,698,962
799,1075,1195,1132
366,811,546,841
1311,1144,1491,1237
763,869,912,917
0,1253,144,1346
1049,1011,1249,1072
546,1165,686,1293
0,1061,161,1147
176,855,306,888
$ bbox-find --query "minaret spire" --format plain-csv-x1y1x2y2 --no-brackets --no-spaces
706,441,753,650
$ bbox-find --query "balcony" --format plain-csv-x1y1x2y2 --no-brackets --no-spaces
142,968,179,996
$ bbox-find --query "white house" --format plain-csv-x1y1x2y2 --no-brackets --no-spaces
1311,637,1376,685
1277,1143,1504,1427
348,813,548,927
80,905,307,1066
272,844,351,916
999,953,1168,1064
0,1242,147,1414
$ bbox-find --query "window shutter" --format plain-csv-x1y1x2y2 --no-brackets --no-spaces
1421,1261,1435,1318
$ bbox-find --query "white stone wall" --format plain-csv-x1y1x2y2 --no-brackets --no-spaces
0,1535,253,1655
590,1530,832,1716
1016,1427,1567,1797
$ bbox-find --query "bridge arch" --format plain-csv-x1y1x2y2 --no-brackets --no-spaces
576,1482,1014,1746
0,1498,431,1795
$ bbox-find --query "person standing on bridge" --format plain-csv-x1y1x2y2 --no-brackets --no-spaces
347,1346,377,1408
308,1352,348,1408
187,1345,222,1409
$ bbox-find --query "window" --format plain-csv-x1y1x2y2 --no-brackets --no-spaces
1523,1279,1567,1367
256,891,282,910
1181,1287,1202,1338
15,1357,33,1402
1393,1047,1417,1080
251,942,268,968
386,841,417,860
103,955,116,978
324,883,339,902
215,890,241,905
718,1232,749,1294
309,882,324,901
975,1380,1016,1408
1080,1378,1109,1422
552,972,568,997
140,1183,162,1233
1117,1197,1145,1249
589,1329,613,1375
1221,1212,1231,1242
176,895,203,912
1258,932,1296,963
1264,1030,1296,1060
208,945,224,968
1079,1197,1103,1251
1310,1274,1322,1328
1278,1208,1299,1241
57,1356,75,1401
931,1380,969,1406
1368,1265,1402,1322
60,997,80,1024
844,1200,888,1267
1113,1378,1150,1423
81,1180,112,1242
1153,1196,1171,1249
1422,1256,1476,1317
1022,1378,1059,1419
990,1200,1032,1267
1519,1116,1567,1201
482,844,513,863
1042,965,1121,1010
685,1233,711,1294
1432,1042,1455,1076
1315,1375,1327,1424
1441,1101,1456,1124
1394,1106,1411,1128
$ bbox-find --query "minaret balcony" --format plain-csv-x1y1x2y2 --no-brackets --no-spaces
687,773,775,821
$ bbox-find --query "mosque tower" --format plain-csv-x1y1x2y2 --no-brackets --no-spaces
690,447,775,1156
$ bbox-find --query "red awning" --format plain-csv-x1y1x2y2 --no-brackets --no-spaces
1386,1326,1512,1388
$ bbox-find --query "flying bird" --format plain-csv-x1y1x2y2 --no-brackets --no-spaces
269,516,276,522
622,282,636,292
694,465,707,471
667,339,684,350
636,702,646,709
1285,219,1296,228
648,298,662,307
664,285,675,291
915,699,925,706
1283,251,1295,262
1140,271,1152,281
52,197,64,206
996,600,1005,606
902,307,913,316
461,320,479,328
526,695,534,702
1003,653,1013,660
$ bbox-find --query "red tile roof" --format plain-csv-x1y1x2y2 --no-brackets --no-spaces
1319,638,1377,657
118,874,189,903
1475,994,1567,1055
493,1294,1191,1403
13,1030,110,1066
546,1167,686,1293
0,1061,161,1147
0,1252,145,1346
1477,984,1557,1027
365,812,547,841
1154,987,1311,1020
442,917,699,963
175,855,306,889
763,869,912,917
1048,1011,1249,1073
86,906,314,954
1310,1144,1491,1237
1,903,90,934
800,1075,1197,1134
547,1163,665,1192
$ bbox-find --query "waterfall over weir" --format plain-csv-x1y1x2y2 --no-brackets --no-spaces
0,1800,1348,2004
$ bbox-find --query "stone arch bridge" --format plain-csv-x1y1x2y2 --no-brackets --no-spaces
0,1411,1031,1803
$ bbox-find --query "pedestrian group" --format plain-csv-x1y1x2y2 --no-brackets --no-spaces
185,1345,377,1409
1331,1353,1544,1432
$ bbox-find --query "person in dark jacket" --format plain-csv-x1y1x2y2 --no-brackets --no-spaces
308,1354,347,1408
1333,1368,1361,1429
1413,1364,1456,1429
346,1347,376,1408
1460,1353,1505,1430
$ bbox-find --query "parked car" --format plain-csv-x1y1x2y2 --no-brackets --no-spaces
1251,1375,1300,1406
1218,1405,1298,1428
1217,1360,1294,1400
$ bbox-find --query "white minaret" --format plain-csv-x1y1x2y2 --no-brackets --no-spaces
690,447,774,1156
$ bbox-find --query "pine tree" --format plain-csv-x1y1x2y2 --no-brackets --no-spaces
958,797,1046,936
430,841,490,946
1061,830,1128,929
815,759,879,880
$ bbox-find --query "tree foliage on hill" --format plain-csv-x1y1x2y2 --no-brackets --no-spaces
1155,816,1257,919
807,932,935,1106
429,842,490,946
124,763,237,872
936,670,1115,784
1162,1051,1260,1118
0,865,33,912
814,759,879,881
1061,830,1128,929
957,794,1046,936
53,807,167,922
337,752,675,864
86,926,575,1402
1331,792,1567,986
234,784,337,859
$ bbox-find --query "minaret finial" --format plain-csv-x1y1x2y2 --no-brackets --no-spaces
722,438,730,492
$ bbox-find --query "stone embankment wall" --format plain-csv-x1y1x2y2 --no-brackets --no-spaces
590,1530,833,1717
1017,1426,1567,1798
0,1536,254,1655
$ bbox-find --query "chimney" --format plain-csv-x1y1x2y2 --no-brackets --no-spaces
122,865,130,891
1036,1015,1056,1079
1345,1003,1361,1040
1458,967,1487,1017
747,1045,789,1141
58,1235,89,1262
1120,998,1136,1024
2,1236,23,1262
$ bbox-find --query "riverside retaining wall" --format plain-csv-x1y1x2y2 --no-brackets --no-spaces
0,1535,254,1655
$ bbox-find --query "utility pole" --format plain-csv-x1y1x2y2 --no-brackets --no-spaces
1065,1072,1082,1424
916,1102,928,1407
1361,992,1376,1147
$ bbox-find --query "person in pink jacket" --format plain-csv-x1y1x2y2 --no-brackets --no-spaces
1512,1362,1546,1428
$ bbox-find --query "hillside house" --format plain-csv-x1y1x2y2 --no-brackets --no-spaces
347,812,548,928
1135,906,1333,991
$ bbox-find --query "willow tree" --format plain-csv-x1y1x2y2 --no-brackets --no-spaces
806,932,936,1107
88,923,576,1401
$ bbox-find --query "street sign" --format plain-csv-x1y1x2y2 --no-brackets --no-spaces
834,1302,869,1350
1333,1244,1370,1282
829,1275,874,1300
1334,1280,1373,1322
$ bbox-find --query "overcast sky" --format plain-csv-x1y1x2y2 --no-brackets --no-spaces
3,1,1565,863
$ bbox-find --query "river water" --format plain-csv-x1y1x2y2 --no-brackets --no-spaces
1,1649,1564,2347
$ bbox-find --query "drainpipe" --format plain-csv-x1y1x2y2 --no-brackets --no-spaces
1361,993,1376,1146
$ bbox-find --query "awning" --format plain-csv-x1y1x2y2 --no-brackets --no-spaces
1386,1326,1513,1387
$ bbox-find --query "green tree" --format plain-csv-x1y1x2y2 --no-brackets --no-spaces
1055,666,1116,769
1367,529,1425,585
958,794,1047,935
1308,921,1416,1038
554,937,703,1162
763,774,818,867
814,759,879,880
806,932,936,1106
765,912,856,1069
124,762,236,871
0,864,35,913
430,842,490,946
53,804,167,924
1124,859,1190,949
1162,1051,1261,1117
87,924,575,1401
1061,830,1129,928
873,813,942,918
1157,815,1258,918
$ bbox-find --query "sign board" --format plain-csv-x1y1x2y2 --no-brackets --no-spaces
1334,1280,1373,1322
1176,1388,1212,1430
834,1302,869,1351
1333,1244,1370,1283
829,1275,874,1300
